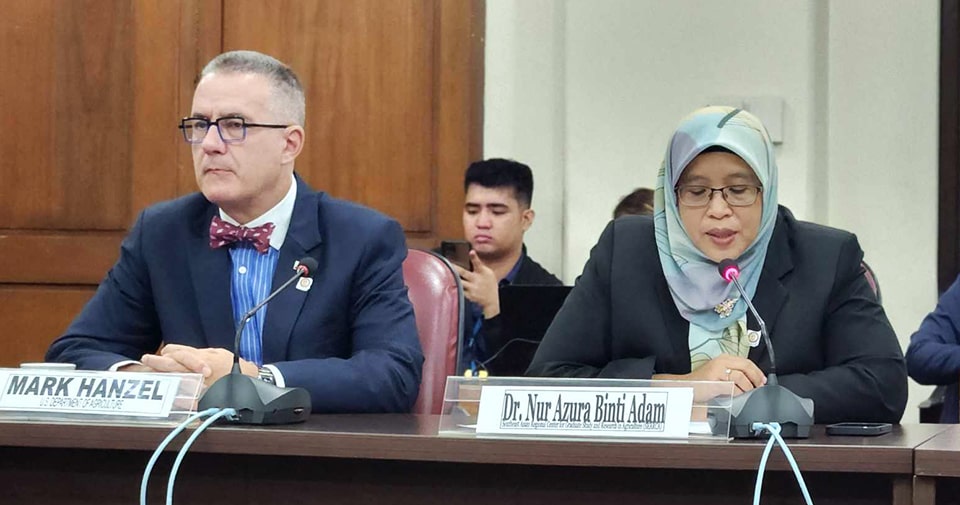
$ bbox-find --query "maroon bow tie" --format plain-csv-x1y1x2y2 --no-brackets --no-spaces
209,215,276,254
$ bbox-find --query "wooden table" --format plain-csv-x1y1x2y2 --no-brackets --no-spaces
0,415,947,505
914,424,960,505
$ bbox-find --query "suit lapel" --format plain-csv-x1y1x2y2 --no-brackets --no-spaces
655,272,693,373
747,211,793,368
188,204,236,350
261,179,324,363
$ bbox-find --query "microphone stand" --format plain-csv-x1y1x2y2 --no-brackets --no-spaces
726,273,776,386
227,268,309,375
197,262,315,425
712,260,814,438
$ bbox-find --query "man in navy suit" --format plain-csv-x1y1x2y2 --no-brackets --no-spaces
46,50,423,413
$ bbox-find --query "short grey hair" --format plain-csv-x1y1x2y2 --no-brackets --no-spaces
200,50,306,125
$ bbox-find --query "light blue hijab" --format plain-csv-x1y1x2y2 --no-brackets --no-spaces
653,107,778,365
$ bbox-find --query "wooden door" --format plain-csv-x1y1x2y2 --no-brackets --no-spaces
0,0,483,366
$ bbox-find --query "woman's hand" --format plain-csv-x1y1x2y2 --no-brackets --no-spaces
654,354,766,395
693,355,766,394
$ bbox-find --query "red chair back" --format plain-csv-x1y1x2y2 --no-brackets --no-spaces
402,249,463,414
861,261,882,303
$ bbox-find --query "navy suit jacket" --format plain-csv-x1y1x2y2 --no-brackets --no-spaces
906,274,960,423
529,206,907,424
46,176,424,413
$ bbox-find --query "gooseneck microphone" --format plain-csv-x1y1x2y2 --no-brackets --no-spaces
197,257,318,425
230,257,319,371
718,259,776,383
711,259,814,439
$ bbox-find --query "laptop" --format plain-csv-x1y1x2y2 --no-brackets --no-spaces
485,285,573,376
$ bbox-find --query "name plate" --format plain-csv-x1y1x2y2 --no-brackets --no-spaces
0,370,181,417
476,386,694,439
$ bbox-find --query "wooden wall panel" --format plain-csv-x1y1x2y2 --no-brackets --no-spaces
0,1,134,231
0,0,482,366
223,0,435,232
131,0,191,213
0,0,200,286
221,0,483,242
52,0,134,230
435,0,485,242
175,0,224,198
0,233,122,285
0,1,55,231
0,288,96,366
0,0,212,366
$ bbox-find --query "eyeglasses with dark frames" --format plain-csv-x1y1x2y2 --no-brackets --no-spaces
178,116,289,144
674,185,762,207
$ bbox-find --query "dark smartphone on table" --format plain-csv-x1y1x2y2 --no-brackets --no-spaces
440,240,473,271
825,422,892,436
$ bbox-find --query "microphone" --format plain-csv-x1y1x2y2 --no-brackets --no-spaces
710,259,814,439
718,259,776,383
197,257,318,425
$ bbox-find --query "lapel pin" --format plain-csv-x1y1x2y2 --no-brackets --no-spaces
747,330,761,348
293,260,313,292
296,277,313,292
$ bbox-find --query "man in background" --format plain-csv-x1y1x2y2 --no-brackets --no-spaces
613,187,654,218
453,158,562,374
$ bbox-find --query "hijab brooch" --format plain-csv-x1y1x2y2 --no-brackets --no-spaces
714,298,736,318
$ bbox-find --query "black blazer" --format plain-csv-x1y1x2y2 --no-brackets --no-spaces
528,206,907,424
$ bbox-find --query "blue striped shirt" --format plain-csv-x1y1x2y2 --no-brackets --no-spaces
219,175,298,371
229,244,279,366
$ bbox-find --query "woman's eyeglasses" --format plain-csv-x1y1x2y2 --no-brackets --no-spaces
674,185,762,207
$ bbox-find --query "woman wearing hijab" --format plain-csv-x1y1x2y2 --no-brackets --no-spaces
528,106,907,424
